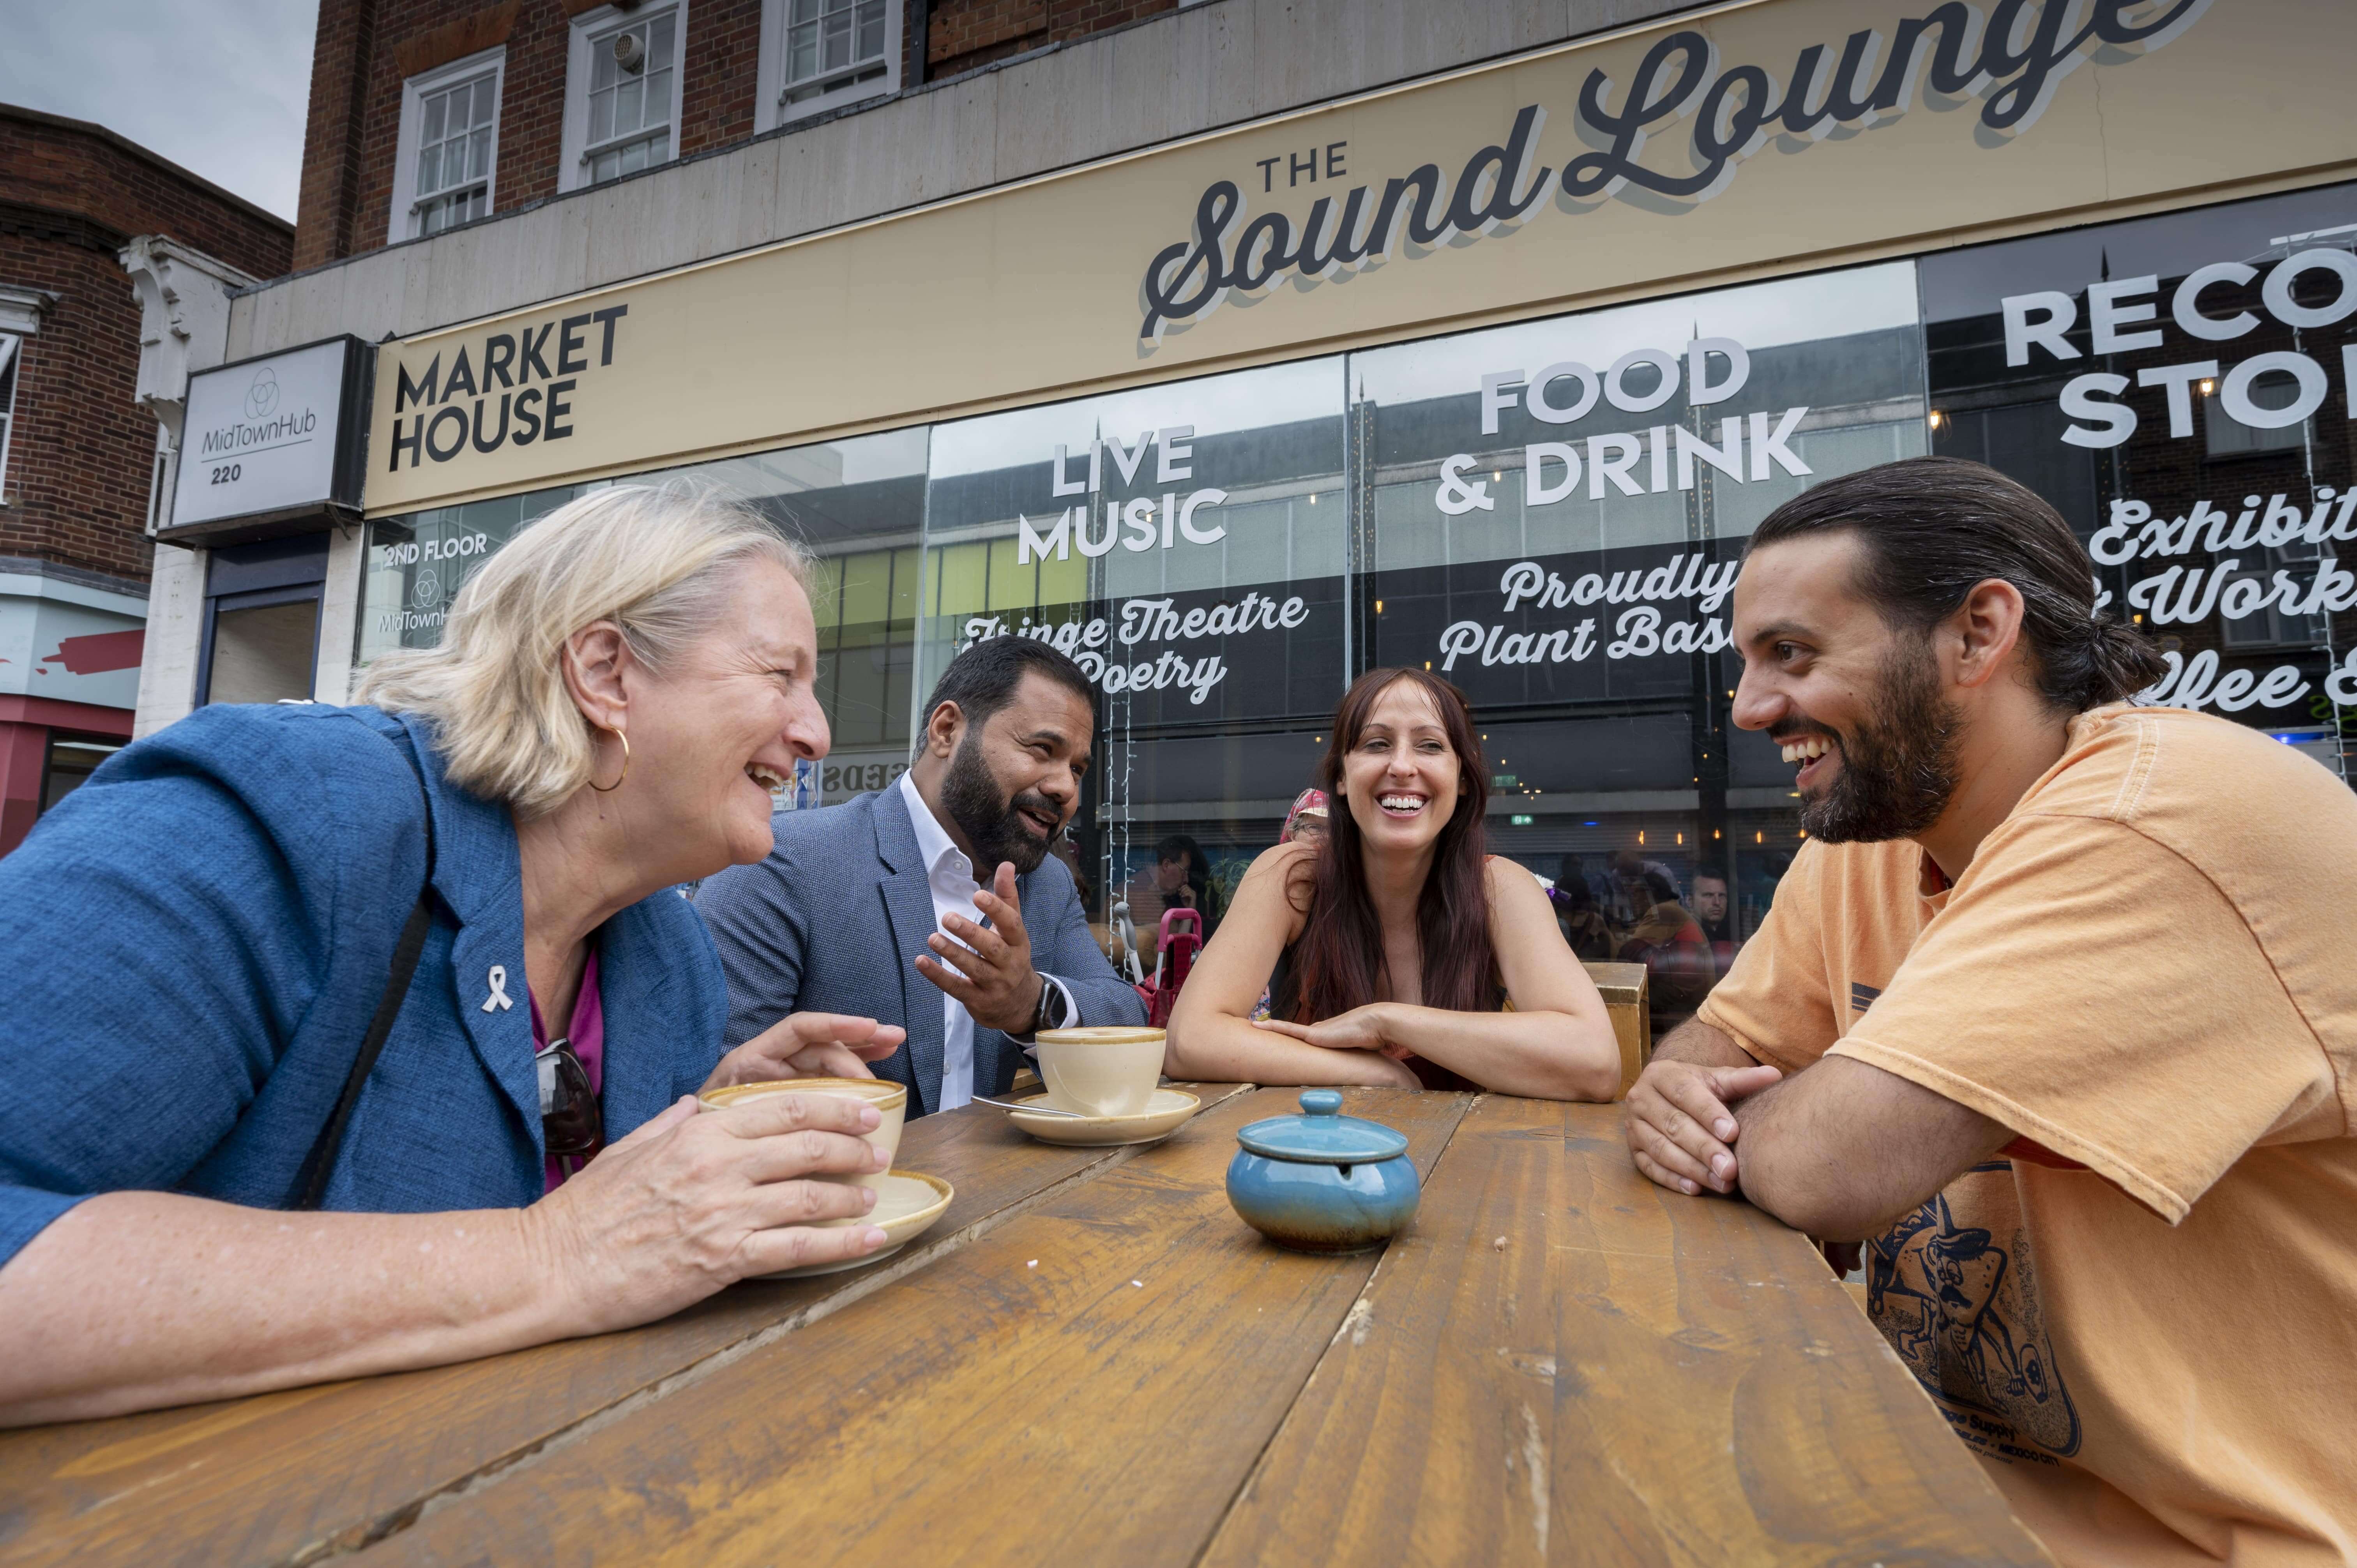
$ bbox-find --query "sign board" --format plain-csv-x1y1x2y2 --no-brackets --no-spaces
364,0,2357,517
170,336,371,542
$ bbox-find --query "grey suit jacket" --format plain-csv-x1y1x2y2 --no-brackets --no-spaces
694,785,1145,1116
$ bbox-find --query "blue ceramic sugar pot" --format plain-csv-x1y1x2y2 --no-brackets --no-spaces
1226,1090,1420,1254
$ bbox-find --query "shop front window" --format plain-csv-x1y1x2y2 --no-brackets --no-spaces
1924,182,2357,784
918,360,1349,971
1350,263,1927,1037
358,426,931,812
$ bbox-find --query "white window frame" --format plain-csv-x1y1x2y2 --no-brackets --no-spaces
0,335,22,503
0,285,43,505
387,45,507,242
561,0,690,194
756,0,901,133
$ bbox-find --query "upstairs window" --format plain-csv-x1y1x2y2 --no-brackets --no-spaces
0,334,19,498
758,0,899,130
564,2,686,191
390,48,505,240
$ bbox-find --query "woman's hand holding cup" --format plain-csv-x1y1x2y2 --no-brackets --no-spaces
530,1090,892,1336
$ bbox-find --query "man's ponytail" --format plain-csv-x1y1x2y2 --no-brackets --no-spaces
2076,618,2171,708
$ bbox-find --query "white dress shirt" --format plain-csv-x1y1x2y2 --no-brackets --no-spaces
898,772,1076,1110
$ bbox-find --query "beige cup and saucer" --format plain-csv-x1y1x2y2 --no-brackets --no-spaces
1011,1028,1200,1147
697,1077,953,1278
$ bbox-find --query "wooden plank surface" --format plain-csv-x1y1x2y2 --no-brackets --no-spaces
1198,1097,2053,1568
0,1085,1249,1568
360,1086,1474,1568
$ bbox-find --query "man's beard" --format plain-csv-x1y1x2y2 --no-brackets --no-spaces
1796,637,1963,843
939,735,1060,874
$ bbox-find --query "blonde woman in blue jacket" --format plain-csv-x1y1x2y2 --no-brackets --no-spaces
0,485,899,1424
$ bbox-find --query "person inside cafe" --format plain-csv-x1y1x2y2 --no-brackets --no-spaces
1605,846,1682,928
697,638,1144,1116
0,485,912,1425
1168,667,1619,1098
1151,833,1224,939
1617,869,1716,1038
1549,856,1616,962
1277,786,1329,848
1690,868,1738,971
1622,456,2357,1565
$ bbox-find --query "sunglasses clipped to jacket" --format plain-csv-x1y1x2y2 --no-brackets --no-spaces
535,1037,604,1160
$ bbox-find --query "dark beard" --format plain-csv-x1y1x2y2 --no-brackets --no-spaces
938,734,1058,875
1797,637,1963,843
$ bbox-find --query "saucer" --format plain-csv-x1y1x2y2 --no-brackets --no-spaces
1007,1089,1201,1147
757,1171,954,1279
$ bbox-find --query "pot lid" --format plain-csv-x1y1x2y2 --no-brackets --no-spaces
1236,1089,1410,1164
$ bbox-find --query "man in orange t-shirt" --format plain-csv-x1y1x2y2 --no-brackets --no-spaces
1625,457,2357,1567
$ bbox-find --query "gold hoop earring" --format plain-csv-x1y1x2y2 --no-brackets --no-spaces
589,728,631,793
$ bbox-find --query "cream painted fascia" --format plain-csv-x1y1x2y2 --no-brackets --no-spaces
358,161,2357,521
357,0,2357,517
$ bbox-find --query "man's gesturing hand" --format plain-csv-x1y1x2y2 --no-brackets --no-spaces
914,862,1044,1035
705,1013,908,1091
1625,1058,1783,1196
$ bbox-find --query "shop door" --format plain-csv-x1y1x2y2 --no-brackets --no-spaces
198,535,331,706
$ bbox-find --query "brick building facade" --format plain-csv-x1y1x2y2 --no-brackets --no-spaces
0,104,291,852
293,0,1182,269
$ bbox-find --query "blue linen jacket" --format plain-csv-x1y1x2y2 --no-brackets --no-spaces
694,784,1145,1117
0,703,727,1270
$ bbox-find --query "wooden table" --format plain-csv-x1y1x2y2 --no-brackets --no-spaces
0,1088,2051,1567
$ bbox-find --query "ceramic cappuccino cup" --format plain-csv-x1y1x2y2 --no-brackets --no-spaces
698,1077,907,1195
1034,1027,1166,1118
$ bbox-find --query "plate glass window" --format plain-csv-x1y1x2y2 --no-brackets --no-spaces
412,71,498,237
1350,263,1928,1040
919,359,1350,971
1923,182,2357,784
585,9,678,184
357,426,930,810
784,0,888,109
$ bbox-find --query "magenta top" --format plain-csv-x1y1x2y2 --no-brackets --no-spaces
531,949,605,1192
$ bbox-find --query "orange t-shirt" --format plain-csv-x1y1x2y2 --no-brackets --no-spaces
1698,704,2357,1568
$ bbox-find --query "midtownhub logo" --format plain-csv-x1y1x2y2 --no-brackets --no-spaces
384,305,629,469
197,406,317,457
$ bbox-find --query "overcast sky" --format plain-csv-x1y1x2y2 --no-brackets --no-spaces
0,0,318,220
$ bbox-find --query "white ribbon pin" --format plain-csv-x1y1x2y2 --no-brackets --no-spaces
482,965,515,1013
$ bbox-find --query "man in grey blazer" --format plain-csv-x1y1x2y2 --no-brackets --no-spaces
697,638,1145,1117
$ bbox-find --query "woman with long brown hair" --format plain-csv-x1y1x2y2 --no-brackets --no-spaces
1166,669,1619,1098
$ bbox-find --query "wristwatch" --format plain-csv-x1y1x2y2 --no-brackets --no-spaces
1031,976,1071,1035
